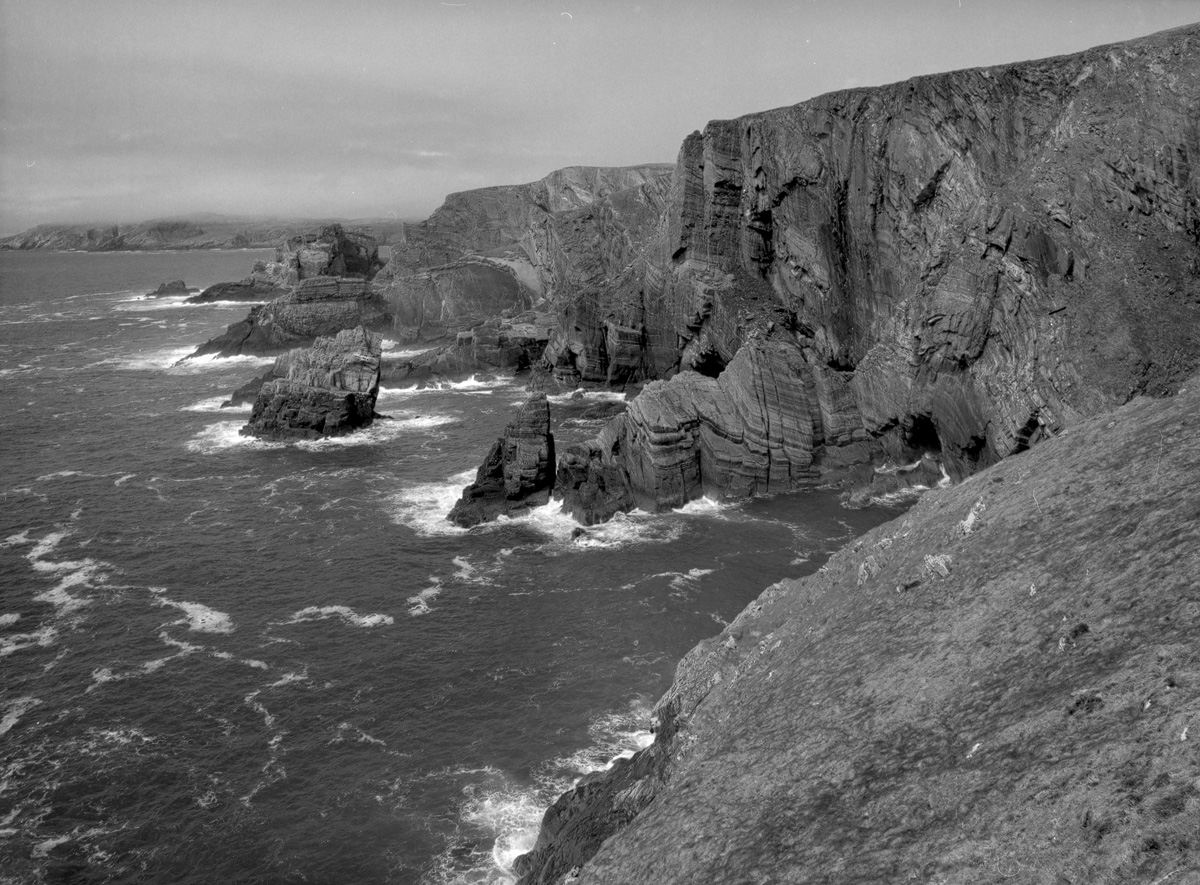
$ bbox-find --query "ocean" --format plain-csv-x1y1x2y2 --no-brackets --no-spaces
0,249,899,884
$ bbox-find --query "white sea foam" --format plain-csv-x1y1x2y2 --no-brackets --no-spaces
498,501,685,550
35,470,84,482
180,395,250,414
546,388,628,404
151,590,235,633
0,625,58,657
435,698,655,884
0,696,42,736
407,578,442,616
282,606,394,628
380,374,516,397
185,421,271,453
676,495,735,516
389,471,475,536
113,473,136,485
0,613,19,628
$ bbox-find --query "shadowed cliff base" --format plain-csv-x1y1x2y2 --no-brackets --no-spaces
515,371,1200,884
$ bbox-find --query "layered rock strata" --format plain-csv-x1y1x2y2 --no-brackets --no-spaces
517,376,1200,885
240,327,382,440
185,225,390,355
187,277,392,359
447,394,556,527
374,165,674,381
561,23,1200,520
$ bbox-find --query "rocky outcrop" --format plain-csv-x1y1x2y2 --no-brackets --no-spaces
185,226,392,358
518,374,1200,885
145,280,198,297
561,23,1200,520
186,276,289,303
239,327,382,440
447,394,555,527
186,277,392,359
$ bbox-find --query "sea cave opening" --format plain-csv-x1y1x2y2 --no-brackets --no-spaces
905,414,942,455
692,349,728,379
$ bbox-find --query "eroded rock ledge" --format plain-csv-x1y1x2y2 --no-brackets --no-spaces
240,326,382,440
517,375,1200,884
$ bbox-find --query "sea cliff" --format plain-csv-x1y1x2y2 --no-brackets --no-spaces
555,22,1200,520
513,23,1200,885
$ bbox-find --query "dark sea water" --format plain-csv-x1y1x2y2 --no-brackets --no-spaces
0,250,899,884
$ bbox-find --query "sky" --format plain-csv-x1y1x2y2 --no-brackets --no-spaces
1,0,1198,235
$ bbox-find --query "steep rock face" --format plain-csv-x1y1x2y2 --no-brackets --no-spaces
187,277,392,359
374,165,674,379
565,23,1200,518
558,337,877,523
240,327,382,440
518,376,1200,885
447,394,555,527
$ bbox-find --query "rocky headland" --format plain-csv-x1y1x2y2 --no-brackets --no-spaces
492,23,1200,885
187,225,393,360
548,21,1200,522
447,393,556,527
239,326,382,440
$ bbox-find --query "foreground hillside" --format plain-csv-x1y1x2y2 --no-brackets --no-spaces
517,374,1200,884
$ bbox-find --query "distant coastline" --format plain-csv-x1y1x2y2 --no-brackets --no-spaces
0,216,413,252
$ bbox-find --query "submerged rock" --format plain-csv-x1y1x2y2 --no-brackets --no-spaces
447,394,555,527
239,327,382,440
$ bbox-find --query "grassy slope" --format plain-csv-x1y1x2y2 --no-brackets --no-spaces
577,379,1200,884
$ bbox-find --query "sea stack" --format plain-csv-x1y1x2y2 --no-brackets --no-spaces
239,326,382,440
447,393,555,527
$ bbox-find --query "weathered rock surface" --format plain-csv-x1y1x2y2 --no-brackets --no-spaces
518,374,1200,885
145,279,198,297
239,327,382,440
184,225,390,355
186,276,289,304
187,277,392,359
447,394,555,527
374,165,674,376
382,311,555,385
562,22,1200,520
558,338,877,523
